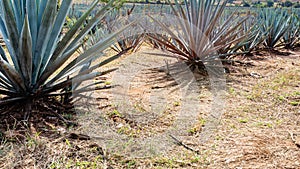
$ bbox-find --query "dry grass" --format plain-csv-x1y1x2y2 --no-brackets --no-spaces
0,48,300,168
211,51,300,168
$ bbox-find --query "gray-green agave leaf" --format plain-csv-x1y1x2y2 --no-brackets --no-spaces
0,0,131,107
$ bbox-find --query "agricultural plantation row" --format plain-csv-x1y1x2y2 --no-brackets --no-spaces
0,0,299,168
67,2,300,63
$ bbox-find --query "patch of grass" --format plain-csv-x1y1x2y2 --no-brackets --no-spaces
109,109,123,118
265,122,273,128
188,118,206,135
254,121,264,127
275,119,283,125
215,135,223,141
105,81,112,85
277,95,286,101
253,118,284,129
187,128,198,135
48,146,104,169
173,101,180,107
237,106,251,113
191,155,201,163
228,87,236,95
150,150,211,168
65,138,72,147
246,68,300,109
153,157,179,168
293,91,300,96
117,125,131,134
289,101,299,106
230,124,237,129
239,118,248,123
121,159,136,168
246,94,255,101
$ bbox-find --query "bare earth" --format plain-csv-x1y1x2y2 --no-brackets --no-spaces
0,47,299,168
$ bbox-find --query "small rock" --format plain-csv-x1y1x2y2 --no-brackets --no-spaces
116,123,124,129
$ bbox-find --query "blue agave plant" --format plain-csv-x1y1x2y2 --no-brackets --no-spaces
282,11,300,49
148,0,248,71
0,0,130,119
259,8,291,49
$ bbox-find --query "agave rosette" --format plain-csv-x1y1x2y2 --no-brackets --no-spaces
259,8,291,49
0,0,131,108
148,0,248,70
282,11,300,49
232,11,268,55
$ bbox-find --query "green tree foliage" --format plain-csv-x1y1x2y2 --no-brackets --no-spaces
267,0,274,7
282,0,293,7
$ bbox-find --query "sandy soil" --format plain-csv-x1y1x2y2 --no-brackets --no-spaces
0,47,299,168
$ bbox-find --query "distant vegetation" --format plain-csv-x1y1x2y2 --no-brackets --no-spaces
239,0,300,8
74,0,300,7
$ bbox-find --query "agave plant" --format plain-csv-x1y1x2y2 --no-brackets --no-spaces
101,4,145,54
0,0,131,119
259,8,291,49
214,10,250,57
145,32,168,50
232,13,267,55
148,0,247,71
143,10,170,50
282,12,300,49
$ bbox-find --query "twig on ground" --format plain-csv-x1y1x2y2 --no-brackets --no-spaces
169,134,200,154
41,103,77,127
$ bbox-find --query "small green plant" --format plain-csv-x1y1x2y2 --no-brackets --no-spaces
275,119,283,125
26,134,38,148
123,159,136,168
229,87,235,95
105,81,112,85
188,117,206,135
265,122,273,128
239,118,248,123
65,138,72,147
188,127,198,135
294,91,300,96
191,155,201,163
117,125,131,134
173,101,180,107
289,101,299,106
277,95,286,101
109,109,123,117
154,157,176,167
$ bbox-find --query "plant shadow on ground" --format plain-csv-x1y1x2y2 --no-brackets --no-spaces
0,47,213,168
0,97,76,139
1,50,300,168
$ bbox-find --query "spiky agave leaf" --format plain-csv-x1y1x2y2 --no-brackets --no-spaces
148,0,248,70
214,10,249,57
0,0,131,107
281,11,300,49
89,4,144,54
259,8,291,49
232,12,268,55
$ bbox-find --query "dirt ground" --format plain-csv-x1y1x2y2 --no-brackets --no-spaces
0,47,299,168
